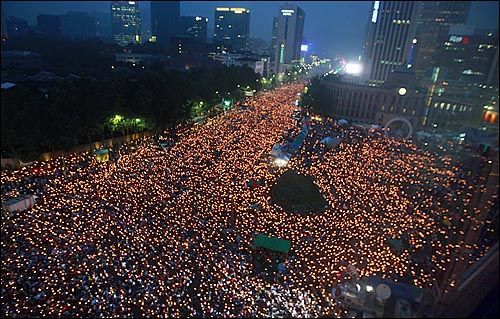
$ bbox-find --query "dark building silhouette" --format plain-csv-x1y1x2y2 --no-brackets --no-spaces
60,11,96,40
151,1,180,49
37,14,60,36
269,16,279,71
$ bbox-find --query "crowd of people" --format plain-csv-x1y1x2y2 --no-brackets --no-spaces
1,82,495,318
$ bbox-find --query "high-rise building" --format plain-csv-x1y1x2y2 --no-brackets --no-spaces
111,1,141,47
360,1,421,86
213,7,250,52
423,27,499,130
274,4,305,75
413,1,471,82
151,1,180,48
59,12,96,40
180,16,208,43
269,16,279,70
37,14,61,36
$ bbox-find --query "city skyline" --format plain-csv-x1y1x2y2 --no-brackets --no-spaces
2,1,498,59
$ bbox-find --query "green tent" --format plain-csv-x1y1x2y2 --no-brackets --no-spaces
254,234,291,253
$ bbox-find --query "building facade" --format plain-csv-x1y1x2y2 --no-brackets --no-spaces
180,16,208,43
213,7,250,52
274,4,305,75
1,50,43,69
320,72,426,130
423,28,499,131
151,1,180,48
269,16,280,73
360,1,421,86
413,1,471,82
37,14,61,36
60,12,96,40
111,1,141,47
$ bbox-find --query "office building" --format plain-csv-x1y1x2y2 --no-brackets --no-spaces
214,7,250,52
269,16,279,72
424,27,499,130
151,1,180,48
413,1,471,82
274,4,305,75
60,12,96,40
111,1,141,46
320,68,426,129
37,14,61,36
180,16,208,43
360,1,421,86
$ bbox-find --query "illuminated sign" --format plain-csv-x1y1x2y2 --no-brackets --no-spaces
281,9,295,16
280,44,285,63
371,1,380,23
448,35,470,44
301,44,309,52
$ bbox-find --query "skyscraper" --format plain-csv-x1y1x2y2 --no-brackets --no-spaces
60,12,96,40
413,1,471,82
273,4,305,75
213,7,250,52
180,16,208,43
151,1,180,49
360,1,421,86
111,1,141,47
37,14,61,36
269,16,279,70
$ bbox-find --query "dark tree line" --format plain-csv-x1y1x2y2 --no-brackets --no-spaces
299,75,330,115
1,65,263,161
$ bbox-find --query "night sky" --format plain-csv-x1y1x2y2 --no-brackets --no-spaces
2,1,499,59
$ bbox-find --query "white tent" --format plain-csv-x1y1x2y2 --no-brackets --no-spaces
2,195,36,213
320,136,342,148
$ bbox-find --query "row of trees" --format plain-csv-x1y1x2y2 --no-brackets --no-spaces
1,65,264,161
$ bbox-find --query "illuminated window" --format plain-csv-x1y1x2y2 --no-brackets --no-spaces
279,44,285,63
